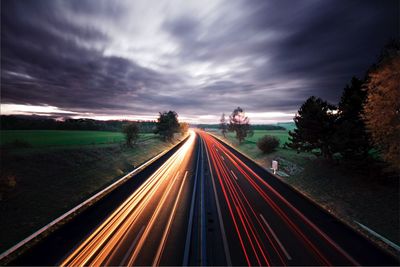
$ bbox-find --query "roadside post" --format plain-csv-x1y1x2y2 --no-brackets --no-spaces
272,160,278,174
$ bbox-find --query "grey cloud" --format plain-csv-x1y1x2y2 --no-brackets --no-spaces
1,0,398,122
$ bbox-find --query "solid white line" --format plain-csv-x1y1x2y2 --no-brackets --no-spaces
355,221,400,252
182,143,200,266
259,214,292,260
120,226,145,265
203,137,232,266
230,170,238,180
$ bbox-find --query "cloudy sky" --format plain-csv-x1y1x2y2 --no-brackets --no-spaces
1,0,398,123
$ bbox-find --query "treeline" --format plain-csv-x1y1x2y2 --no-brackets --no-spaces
0,115,157,133
288,41,399,172
197,123,285,131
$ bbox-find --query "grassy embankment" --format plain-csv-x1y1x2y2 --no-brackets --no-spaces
0,130,184,252
210,128,399,251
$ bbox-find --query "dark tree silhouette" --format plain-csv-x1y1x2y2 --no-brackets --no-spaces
122,122,140,147
228,107,252,143
219,113,228,137
155,111,180,141
333,77,371,160
288,96,337,158
257,135,280,154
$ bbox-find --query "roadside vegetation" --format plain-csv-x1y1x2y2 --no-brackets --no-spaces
0,110,188,253
212,42,400,252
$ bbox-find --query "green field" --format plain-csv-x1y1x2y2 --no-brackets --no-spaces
224,129,290,147
0,130,153,148
0,130,186,252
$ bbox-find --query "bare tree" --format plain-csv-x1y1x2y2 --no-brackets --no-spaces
229,107,252,143
219,113,227,137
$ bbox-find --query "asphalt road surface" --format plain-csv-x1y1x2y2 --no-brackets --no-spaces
5,130,398,266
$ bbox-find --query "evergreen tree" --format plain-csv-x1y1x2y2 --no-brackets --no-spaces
288,96,337,158
333,77,371,159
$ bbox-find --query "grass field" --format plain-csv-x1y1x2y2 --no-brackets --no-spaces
0,130,185,252
213,129,311,172
0,130,155,148
224,129,290,147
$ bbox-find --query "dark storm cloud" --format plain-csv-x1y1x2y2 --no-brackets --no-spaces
1,0,398,122
166,0,398,102
1,0,183,116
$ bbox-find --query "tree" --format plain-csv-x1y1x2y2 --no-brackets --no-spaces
333,77,371,159
363,50,400,172
288,96,337,158
228,107,252,143
179,122,189,135
257,135,280,154
122,122,140,147
219,113,228,137
155,111,180,141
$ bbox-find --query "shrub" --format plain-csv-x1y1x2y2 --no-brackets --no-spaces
257,135,280,154
122,123,140,147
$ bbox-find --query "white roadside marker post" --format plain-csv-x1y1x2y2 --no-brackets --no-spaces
272,160,278,174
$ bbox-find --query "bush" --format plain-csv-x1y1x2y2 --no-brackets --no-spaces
122,123,140,147
257,135,280,154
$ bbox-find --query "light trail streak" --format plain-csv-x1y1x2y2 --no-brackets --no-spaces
199,131,359,266
152,171,189,266
61,131,196,266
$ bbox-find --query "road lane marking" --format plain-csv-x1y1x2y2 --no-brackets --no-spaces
153,171,189,266
203,136,232,266
183,146,200,265
120,226,145,265
259,214,292,260
200,138,207,266
230,170,238,180
61,133,196,266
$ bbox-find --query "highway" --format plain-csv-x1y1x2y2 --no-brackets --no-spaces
5,130,398,266
197,131,398,266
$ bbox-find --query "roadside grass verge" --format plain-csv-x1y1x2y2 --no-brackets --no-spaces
211,129,400,252
0,131,184,253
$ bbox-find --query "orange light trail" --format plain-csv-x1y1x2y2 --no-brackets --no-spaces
61,131,196,266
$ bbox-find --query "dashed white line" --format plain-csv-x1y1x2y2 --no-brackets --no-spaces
259,214,292,260
230,170,238,180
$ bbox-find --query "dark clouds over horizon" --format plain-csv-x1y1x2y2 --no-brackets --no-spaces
1,0,398,123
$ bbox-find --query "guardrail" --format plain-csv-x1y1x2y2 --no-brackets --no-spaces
0,135,189,263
